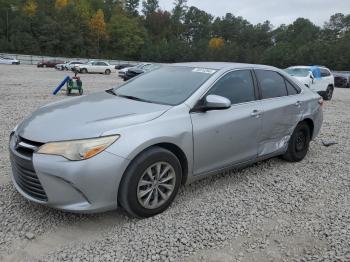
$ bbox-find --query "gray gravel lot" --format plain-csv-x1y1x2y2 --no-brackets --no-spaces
0,65,350,262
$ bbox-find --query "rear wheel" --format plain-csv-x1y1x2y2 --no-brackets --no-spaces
282,122,311,162
324,86,334,101
105,69,111,75
119,147,182,218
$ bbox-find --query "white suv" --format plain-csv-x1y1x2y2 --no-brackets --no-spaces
285,66,335,100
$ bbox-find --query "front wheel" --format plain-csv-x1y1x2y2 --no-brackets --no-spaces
105,69,111,75
81,68,88,74
282,122,311,162
118,147,182,218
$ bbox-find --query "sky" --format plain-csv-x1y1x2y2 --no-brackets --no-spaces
158,0,350,27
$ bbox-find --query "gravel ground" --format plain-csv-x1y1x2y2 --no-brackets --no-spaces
0,65,350,262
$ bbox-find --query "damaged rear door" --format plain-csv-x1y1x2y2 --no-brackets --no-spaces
254,69,302,156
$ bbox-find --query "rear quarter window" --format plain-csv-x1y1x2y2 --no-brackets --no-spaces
255,70,288,99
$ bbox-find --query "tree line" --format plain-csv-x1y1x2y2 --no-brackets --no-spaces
0,0,349,70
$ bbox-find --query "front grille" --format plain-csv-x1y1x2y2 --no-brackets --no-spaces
10,135,47,201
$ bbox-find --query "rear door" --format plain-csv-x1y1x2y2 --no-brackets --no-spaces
254,69,302,157
191,69,262,175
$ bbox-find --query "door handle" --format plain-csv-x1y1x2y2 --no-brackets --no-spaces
251,110,262,118
295,101,302,107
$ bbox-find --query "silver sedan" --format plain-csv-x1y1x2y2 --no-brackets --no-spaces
9,62,323,218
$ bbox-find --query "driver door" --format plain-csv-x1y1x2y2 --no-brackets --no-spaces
190,69,262,175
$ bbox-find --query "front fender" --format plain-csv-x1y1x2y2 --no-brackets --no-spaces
103,105,194,177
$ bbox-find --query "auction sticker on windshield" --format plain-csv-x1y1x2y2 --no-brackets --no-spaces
192,68,217,74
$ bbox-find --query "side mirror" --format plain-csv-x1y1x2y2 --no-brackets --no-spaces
192,95,231,112
310,74,314,84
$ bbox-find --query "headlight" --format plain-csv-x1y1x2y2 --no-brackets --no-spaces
37,135,119,161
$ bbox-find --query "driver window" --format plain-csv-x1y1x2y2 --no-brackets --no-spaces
207,70,256,105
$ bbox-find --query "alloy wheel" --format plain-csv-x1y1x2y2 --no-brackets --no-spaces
137,162,176,210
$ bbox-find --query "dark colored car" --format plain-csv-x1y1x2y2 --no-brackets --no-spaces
333,71,350,88
333,72,350,88
124,68,144,81
115,64,136,70
123,64,157,81
37,59,65,68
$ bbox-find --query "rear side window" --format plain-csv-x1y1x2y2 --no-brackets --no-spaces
207,70,256,105
285,80,299,95
320,68,331,77
255,70,287,99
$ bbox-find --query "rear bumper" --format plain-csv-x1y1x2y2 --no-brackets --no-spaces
312,107,323,140
9,134,130,213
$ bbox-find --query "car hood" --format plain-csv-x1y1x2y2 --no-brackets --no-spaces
17,91,171,143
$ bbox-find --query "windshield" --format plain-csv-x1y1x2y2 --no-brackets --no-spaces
285,68,310,77
135,64,146,69
114,66,216,105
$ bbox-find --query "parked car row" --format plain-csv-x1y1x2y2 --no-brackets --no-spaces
3,56,349,90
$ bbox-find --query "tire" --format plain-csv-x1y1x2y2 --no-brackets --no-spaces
105,69,111,75
324,86,334,101
118,147,182,218
282,122,311,162
81,68,88,74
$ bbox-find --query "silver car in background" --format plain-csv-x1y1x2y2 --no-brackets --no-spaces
9,62,323,218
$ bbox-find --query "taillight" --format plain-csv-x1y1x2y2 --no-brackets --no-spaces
318,98,324,107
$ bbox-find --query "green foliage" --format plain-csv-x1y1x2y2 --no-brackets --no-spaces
0,1,349,70
142,0,158,17
107,10,145,59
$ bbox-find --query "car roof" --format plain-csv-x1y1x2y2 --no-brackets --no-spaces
288,65,330,70
171,62,277,71
288,66,311,69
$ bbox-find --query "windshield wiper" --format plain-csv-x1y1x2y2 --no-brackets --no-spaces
106,89,117,96
117,94,146,102
106,89,155,104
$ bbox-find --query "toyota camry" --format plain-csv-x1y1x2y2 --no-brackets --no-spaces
9,62,323,218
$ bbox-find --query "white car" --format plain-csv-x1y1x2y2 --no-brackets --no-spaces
0,56,20,65
286,66,335,100
56,61,85,71
118,63,152,78
55,62,68,70
76,61,116,75
65,61,84,71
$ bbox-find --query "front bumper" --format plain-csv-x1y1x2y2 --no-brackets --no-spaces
9,134,130,213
